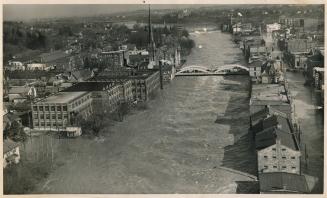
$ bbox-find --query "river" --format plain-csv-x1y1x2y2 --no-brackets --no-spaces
6,30,323,194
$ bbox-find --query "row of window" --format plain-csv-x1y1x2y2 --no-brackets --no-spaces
263,155,296,159
35,114,68,120
33,105,67,112
272,148,287,151
34,122,65,127
263,165,297,169
71,95,90,109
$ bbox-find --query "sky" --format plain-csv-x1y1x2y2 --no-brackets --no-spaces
3,4,206,21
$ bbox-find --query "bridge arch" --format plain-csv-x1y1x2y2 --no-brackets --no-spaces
213,64,249,73
176,65,210,74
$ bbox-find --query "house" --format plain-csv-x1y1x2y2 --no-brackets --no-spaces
8,86,37,102
254,114,301,174
260,60,284,84
26,63,49,70
259,172,309,193
3,139,20,168
6,61,25,71
248,60,263,82
305,48,324,84
313,67,324,90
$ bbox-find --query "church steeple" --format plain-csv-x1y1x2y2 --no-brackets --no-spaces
148,4,155,62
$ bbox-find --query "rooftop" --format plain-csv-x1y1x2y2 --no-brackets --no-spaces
62,82,117,92
259,172,309,193
251,84,289,105
255,114,299,151
36,91,88,104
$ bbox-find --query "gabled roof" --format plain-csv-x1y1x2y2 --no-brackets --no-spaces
255,114,299,151
251,105,289,126
259,172,309,193
8,86,31,95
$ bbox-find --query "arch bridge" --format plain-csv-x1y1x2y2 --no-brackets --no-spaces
176,64,249,76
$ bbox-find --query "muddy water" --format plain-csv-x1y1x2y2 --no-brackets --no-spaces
286,72,324,193
25,31,257,193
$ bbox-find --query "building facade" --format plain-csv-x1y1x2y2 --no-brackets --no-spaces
32,91,93,130
99,50,129,68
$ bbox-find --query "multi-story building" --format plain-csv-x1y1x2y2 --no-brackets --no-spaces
99,50,129,68
248,60,263,82
32,91,93,130
253,114,301,174
90,70,160,101
62,81,133,114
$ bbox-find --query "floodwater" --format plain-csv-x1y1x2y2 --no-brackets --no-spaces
19,30,258,194
286,72,324,193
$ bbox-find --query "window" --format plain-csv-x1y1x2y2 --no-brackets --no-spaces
264,165,268,169
57,106,61,111
40,114,44,119
282,166,286,169
39,106,44,111
46,114,50,119
282,148,286,151
272,148,276,151
263,156,268,159
282,156,286,159
40,122,45,126
34,123,39,127
297,61,300,67
292,167,296,169
52,114,56,119
63,106,67,111
63,114,68,119
58,114,62,119
51,106,55,111
45,106,49,111
291,156,296,159
33,106,37,111
272,156,276,159
46,122,51,126
273,166,277,168
254,67,256,71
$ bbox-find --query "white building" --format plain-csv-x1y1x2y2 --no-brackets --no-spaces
26,63,49,70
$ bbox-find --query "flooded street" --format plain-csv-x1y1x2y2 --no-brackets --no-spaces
27,30,257,194
286,72,324,193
